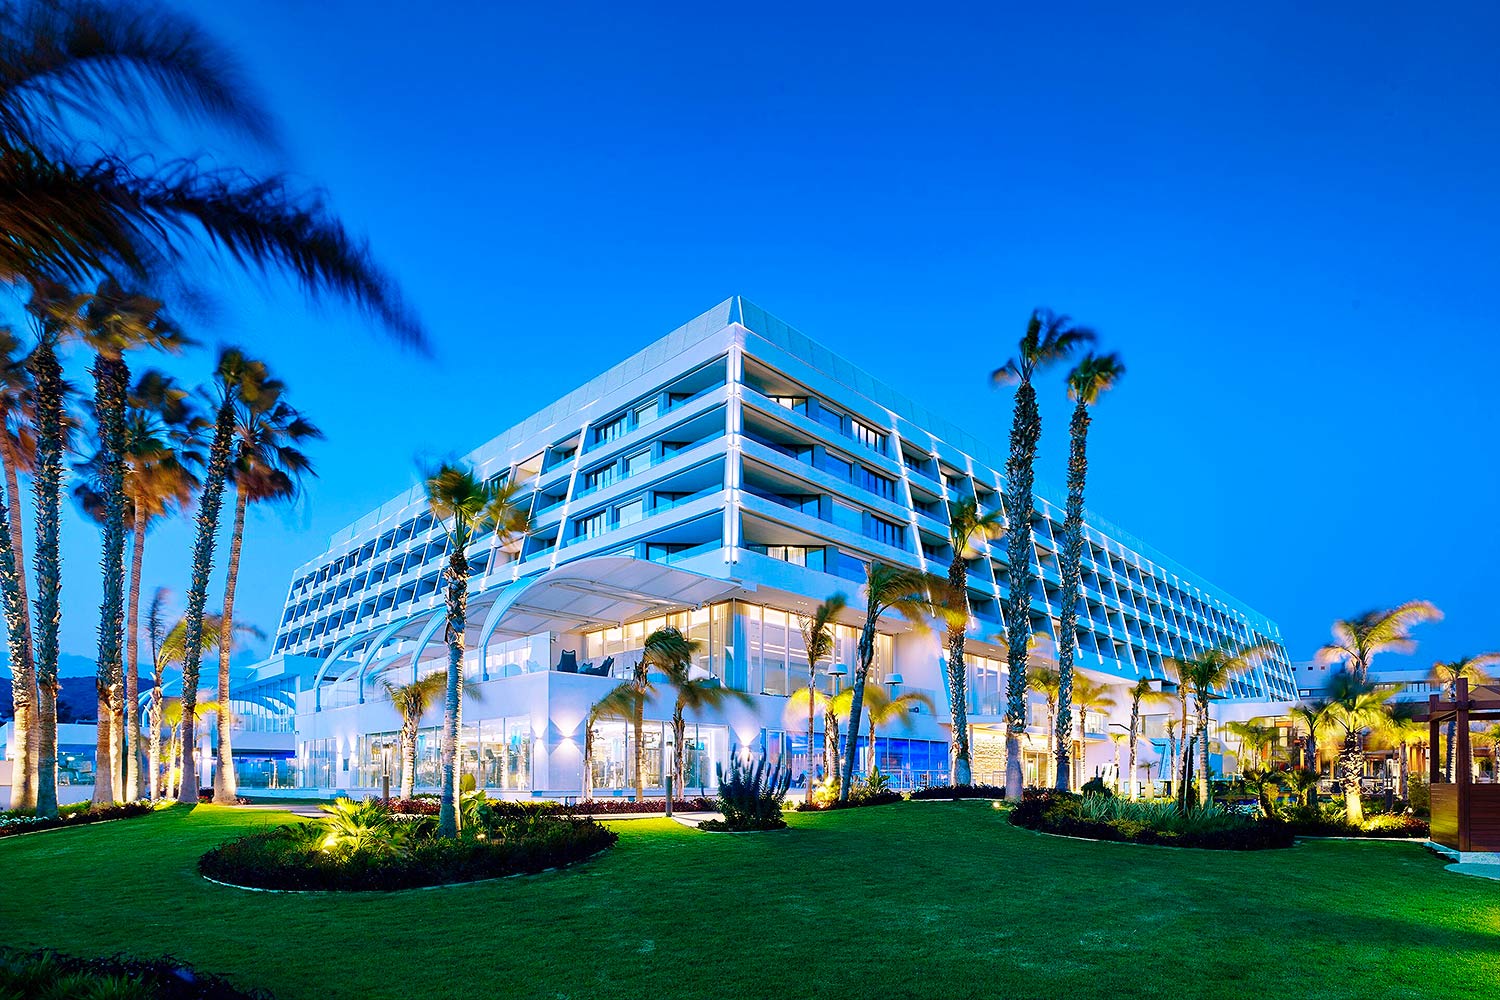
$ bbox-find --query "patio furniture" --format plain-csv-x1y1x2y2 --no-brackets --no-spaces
555,650,579,673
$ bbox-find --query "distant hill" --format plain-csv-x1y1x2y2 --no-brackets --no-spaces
0,675,99,723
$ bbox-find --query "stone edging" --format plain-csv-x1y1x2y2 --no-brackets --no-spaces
198,844,614,895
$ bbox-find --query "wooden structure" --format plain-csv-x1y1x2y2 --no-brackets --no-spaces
1417,678,1500,854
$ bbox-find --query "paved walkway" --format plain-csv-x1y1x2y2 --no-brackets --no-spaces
1446,862,1500,881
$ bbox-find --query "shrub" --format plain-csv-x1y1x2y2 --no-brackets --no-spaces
1010,788,1294,850
0,801,155,839
1407,776,1430,816
0,947,269,1000
699,753,792,831
908,783,1006,800
200,807,616,892
382,796,718,817
197,789,250,804
1080,776,1112,798
1278,806,1429,839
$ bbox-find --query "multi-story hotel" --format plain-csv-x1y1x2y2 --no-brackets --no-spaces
151,297,1299,798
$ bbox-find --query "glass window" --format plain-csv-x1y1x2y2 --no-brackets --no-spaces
635,399,660,427
626,449,651,477
595,414,628,444
617,498,644,526
577,510,608,539
851,419,887,453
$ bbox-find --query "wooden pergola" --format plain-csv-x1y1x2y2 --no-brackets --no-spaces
1416,678,1500,854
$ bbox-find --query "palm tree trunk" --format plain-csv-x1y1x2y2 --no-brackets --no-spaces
840,624,876,801
946,556,973,786
1177,699,1190,800
1076,707,1086,789
672,707,687,803
1445,718,1456,782
400,719,417,799
437,549,468,837
824,703,840,796
91,354,130,805
1127,697,1140,800
631,703,645,802
1003,378,1041,800
28,337,64,819
122,506,146,800
806,668,817,805
582,721,594,800
1197,701,1211,806
213,485,249,803
0,460,36,811
1341,732,1364,825
147,682,162,801
176,392,237,804
1054,399,1091,792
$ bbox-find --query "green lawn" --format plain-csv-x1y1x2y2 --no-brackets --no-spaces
1,803,1495,1000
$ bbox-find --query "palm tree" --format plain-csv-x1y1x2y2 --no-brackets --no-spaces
1372,702,1427,800
1315,602,1442,683
67,280,187,805
659,645,752,797
785,684,856,800
1316,674,1399,825
585,681,647,801
940,497,1002,786
795,594,847,803
1430,654,1500,780
1052,352,1124,791
1027,664,1062,787
213,386,320,803
1287,700,1327,776
0,327,37,810
423,463,529,837
381,671,451,799
1168,640,1276,806
992,308,1095,798
1070,674,1117,790
1223,718,1278,770
1124,676,1171,800
0,1,422,342
859,684,936,777
173,349,267,804
840,562,932,802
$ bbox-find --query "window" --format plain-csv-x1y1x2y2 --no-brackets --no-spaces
766,545,808,566
851,419,886,453
594,414,628,444
635,399,660,427
626,449,651,477
820,453,852,481
584,464,619,492
769,395,807,413
616,498,644,527
577,510,608,540
867,515,905,548
855,466,896,500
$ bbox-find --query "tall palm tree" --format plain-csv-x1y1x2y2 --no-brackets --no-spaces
22,284,83,818
1316,674,1399,825
785,684,857,799
1124,676,1171,800
381,671,452,799
1429,654,1499,780
1027,664,1062,787
423,463,529,837
1223,719,1278,770
1168,640,1276,806
796,594,847,803
1315,602,1442,684
0,1,422,343
1070,674,1117,790
1052,352,1124,791
940,498,1002,786
173,349,268,804
0,327,37,809
586,681,645,801
213,387,320,803
992,308,1094,798
68,280,186,805
840,562,932,802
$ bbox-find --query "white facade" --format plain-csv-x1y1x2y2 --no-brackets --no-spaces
222,297,1296,798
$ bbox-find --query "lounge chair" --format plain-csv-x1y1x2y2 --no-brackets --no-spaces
555,650,579,673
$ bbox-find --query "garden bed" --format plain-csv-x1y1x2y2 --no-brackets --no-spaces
908,783,1007,801
0,800,156,839
383,795,717,816
0,947,269,999
199,800,617,892
1009,789,1295,851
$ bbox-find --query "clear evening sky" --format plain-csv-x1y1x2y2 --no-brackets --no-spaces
36,2,1500,673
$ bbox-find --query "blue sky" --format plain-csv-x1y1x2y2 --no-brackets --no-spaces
38,1,1500,673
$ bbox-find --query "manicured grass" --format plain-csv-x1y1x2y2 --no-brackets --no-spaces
1,802,1496,1000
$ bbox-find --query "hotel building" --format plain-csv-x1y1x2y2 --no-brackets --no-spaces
70,298,1302,799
